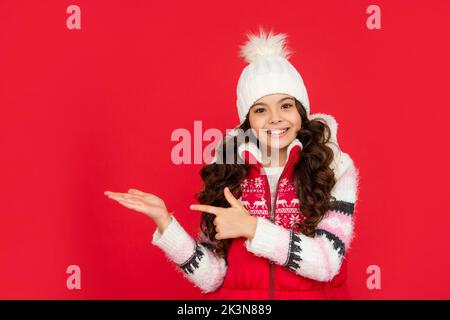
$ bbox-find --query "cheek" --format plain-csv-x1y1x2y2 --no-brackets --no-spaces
289,114,302,131
249,117,266,137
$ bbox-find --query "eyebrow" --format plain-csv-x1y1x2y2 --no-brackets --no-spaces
250,96,295,108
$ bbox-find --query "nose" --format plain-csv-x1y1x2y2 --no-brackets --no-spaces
269,110,282,124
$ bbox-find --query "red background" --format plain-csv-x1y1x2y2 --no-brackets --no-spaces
1,0,449,299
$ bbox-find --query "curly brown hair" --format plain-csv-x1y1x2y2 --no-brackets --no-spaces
195,99,337,260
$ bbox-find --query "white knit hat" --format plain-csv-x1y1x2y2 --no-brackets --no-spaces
236,27,310,122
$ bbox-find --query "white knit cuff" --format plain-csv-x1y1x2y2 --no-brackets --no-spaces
244,217,284,257
151,215,196,265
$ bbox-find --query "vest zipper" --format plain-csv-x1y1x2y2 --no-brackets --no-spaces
261,155,295,301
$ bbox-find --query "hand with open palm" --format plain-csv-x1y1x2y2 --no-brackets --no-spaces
104,188,171,232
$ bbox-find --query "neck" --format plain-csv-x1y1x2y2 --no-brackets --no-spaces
263,147,288,167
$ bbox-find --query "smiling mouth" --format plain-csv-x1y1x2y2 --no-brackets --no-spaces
264,127,290,136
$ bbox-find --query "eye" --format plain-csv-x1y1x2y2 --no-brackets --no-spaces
254,108,266,113
281,103,293,109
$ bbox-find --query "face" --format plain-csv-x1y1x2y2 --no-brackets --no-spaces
248,93,302,151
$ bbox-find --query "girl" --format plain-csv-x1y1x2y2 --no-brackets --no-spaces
105,27,359,300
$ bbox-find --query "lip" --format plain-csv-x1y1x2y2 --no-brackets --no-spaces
264,127,290,138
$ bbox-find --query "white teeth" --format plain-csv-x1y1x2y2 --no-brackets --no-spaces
267,128,288,135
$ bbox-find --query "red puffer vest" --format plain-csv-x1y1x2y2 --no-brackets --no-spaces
205,139,350,300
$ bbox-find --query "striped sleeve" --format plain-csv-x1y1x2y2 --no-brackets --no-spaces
244,152,359,282
151,214,228,293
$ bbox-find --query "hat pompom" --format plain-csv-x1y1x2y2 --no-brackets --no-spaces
239,26,293,63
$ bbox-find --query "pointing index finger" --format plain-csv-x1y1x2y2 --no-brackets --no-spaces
190,204,221,215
